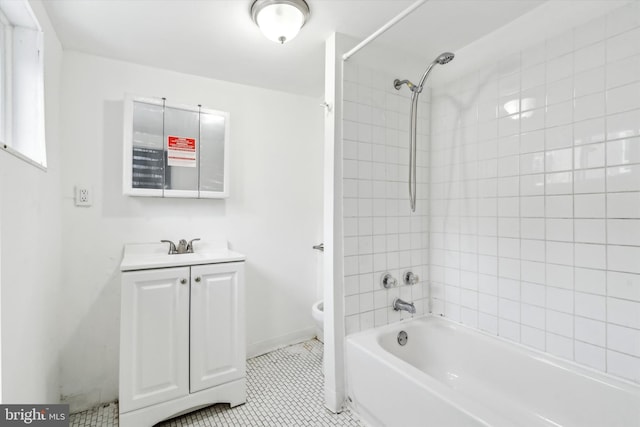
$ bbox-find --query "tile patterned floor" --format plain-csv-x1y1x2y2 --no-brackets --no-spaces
70,340,363,426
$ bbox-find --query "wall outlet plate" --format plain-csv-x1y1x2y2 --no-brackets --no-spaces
75,186,92,207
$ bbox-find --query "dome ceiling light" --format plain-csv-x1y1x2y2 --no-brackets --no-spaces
250,0,310,44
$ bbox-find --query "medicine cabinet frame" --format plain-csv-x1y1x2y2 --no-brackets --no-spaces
123,94,230,199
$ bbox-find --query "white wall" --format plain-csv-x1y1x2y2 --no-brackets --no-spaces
58,52,324,411
430,1,640,383
0,0,63,403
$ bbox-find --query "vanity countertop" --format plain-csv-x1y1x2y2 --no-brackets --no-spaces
121,241,245,271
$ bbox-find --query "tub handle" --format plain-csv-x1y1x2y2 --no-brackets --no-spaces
404,271,419,285
381,273,397,289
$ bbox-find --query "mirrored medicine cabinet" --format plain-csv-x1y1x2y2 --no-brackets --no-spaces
123,95,230,198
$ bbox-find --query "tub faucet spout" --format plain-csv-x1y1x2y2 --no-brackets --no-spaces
393,298,416,314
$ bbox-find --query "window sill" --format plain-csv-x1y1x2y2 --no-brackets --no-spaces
1,144,47,172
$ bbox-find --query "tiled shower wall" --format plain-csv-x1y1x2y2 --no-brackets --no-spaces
342,62,430,334
430,2,640,383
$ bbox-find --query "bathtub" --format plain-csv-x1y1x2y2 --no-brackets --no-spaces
346,316,640,427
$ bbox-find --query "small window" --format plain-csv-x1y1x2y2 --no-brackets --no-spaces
0,0,46,169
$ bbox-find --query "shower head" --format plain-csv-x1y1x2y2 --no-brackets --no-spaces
436,52,455,65
413,51,455,90
393,51,456,93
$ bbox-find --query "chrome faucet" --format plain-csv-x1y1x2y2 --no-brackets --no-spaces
393,298,416,314
161,240,177,254
186,238,200,253
177,239,188,254
161,238,201,255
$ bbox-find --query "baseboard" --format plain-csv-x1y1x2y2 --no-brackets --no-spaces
247,327,316,359
63,391,117,414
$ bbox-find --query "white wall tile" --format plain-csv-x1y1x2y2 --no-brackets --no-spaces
575,219,606,243
521,325,546,350
547,54,574,82
522,281,545,306
574,67,605,98
574,143,605,169
574,92,605,122
607,271,640,302
607,350,640,383
520,218,545,240
520,174,545,196
545,101,573,128
574,168,605,193
546,218,573,241
547,264,573,289
574,117,606,145
521,302,545,328
521,129,545,153
545,148,573,172
607,55,640,89
521,239,545,261
608,219,640,246
522,65,545,90
575,292,606,321
574,243,606,269
607,324,640,357
499,318,520,341
574,194,605,218
574,341,606,371
547,333,573,359
575,316,606,346
546,195,572,218
607,82,640,115
522,261,545,285
607,27,640,63
574,41,605,73
608,245,640,275
607,137,640,166
547,78,573,105
607,109,640,140
546,287,573,313
545,172,573,195
547,310,574,338
575,267,606,295
607,297,640,329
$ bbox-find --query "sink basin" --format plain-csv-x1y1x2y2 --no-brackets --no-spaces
120,241,245,271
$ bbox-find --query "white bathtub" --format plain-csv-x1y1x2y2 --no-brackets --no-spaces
346,316,640,427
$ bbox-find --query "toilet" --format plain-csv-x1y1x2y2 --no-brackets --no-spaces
311,300,324,343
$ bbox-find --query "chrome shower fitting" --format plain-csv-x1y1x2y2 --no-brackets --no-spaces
392,298,416,314
393,79,420,92
381,273,398,289
394,51,455,212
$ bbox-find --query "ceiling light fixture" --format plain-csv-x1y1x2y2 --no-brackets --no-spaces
251,0,310,44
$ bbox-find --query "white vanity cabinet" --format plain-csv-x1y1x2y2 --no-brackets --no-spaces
119,243,246,427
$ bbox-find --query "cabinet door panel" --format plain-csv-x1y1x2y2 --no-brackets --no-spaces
120,267,190,412
190,262,245,393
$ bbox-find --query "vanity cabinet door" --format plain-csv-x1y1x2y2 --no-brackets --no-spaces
120,267,190,412
190,262,245,393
